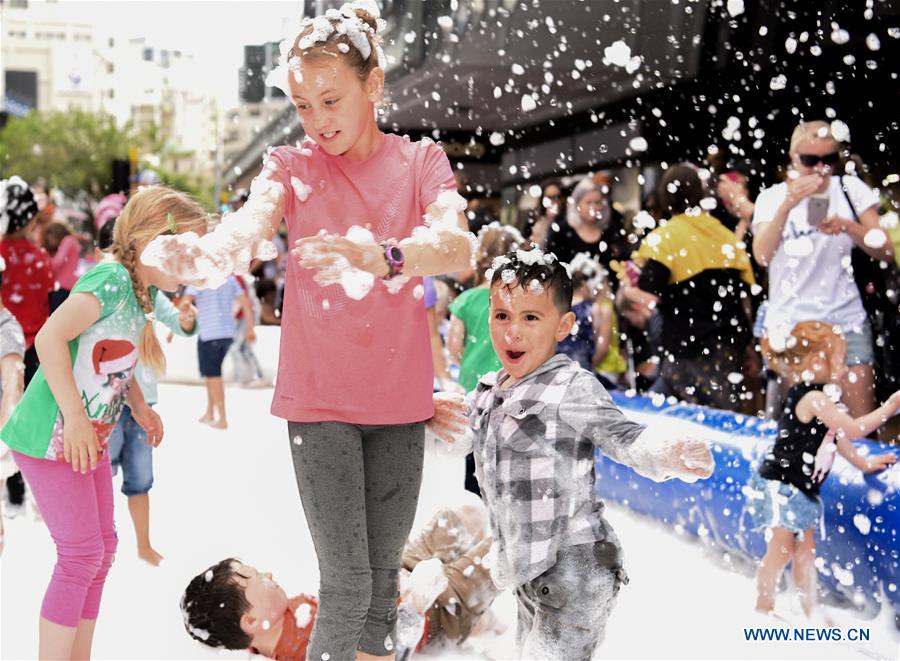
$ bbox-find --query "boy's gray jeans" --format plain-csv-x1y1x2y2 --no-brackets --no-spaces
515,539,629,660
288,420,425,661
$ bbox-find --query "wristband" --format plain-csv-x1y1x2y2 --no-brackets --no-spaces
381,240,405,280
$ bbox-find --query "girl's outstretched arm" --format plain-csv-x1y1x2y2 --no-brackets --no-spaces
34,293,104,472
798,390,900,443
834,434,897,473
140,173,286,289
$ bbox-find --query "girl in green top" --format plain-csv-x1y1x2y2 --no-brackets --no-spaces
0,186,208,659
447,223,524,393
447,224,523,495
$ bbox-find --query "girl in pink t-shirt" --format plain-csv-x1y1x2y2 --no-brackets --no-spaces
145,4,470,659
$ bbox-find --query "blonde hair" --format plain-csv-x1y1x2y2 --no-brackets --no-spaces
289,8,382,82
566,178,604,228
475,223,524,286
789,121,838,153
760,321,846,380
110,187,208,375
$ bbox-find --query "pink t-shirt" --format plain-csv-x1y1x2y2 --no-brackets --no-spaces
266,133,456,424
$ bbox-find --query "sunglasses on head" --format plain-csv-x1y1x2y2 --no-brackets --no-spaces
798,152,840,167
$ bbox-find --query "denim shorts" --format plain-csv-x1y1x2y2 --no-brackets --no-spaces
197,337,233,377
107,405,154,496
844,320,875,366
743,472,822,537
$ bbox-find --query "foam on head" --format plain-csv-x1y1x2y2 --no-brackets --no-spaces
265,1,386,96
488,248,573,314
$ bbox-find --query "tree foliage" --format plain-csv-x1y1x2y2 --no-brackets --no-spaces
0,109,213,209
0,109,134,197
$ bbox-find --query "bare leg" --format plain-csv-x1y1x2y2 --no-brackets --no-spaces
208,377,228,429
198,378,214,424
792,529,818,618
356,653,394,661
842,365,875,420
128,494,162,566
755,527,796,614
38,617,77,660
71,618,97,660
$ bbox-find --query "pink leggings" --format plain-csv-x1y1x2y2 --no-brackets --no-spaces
13,451,118,627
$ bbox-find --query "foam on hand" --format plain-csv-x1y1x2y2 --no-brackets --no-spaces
141,170,284,289
297,226,378,300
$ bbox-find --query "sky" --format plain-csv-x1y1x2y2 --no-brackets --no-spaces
56,0,309,108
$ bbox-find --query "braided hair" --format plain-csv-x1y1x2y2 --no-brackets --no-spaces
110,186,208,375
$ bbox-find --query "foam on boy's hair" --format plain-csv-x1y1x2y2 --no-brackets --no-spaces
180,558,253,650
488,247,573,313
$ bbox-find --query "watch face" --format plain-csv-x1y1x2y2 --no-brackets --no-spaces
388,246,404,263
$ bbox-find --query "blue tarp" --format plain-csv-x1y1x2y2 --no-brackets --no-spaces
596,391,899,619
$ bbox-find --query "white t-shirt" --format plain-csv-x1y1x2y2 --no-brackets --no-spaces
752,175,879,335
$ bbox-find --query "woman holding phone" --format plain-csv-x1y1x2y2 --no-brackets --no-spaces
751,120,894,417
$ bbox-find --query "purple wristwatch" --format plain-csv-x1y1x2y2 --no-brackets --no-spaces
381,240,405,279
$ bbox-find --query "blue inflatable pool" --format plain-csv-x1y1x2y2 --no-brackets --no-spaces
596,391,900,620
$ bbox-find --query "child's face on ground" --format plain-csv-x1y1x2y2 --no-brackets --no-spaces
233,562,288,634
489,281,574,385
288,55,383,160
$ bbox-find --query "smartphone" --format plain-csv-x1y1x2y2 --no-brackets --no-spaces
807,195,829,227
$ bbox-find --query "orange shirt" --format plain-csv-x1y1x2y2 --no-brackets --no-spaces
251,595,317,661
251,593,429,660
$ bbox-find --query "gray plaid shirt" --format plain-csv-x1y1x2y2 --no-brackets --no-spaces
466,354,645,588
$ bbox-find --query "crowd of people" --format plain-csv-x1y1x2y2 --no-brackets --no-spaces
1,2,899,660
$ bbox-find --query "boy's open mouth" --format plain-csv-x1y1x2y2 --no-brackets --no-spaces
506,350,525,360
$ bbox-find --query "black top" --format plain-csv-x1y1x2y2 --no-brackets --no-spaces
759,382,831,497
638,263,752,359
544,209,629,274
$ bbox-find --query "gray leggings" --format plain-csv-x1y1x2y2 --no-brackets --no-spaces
288,421,425,660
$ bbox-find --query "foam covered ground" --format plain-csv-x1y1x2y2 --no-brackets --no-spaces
2,384,896,659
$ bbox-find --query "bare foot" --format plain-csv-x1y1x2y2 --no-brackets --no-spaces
198,414,214,424
138,545,164,566
754,603,776,618
210,419,229,430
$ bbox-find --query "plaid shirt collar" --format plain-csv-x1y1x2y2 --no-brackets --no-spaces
478,353,572,394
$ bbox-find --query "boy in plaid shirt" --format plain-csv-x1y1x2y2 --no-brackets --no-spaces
461,248,715,659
